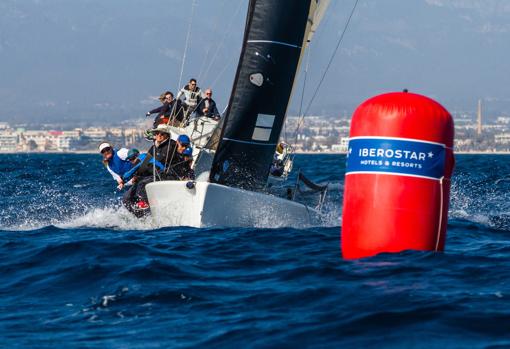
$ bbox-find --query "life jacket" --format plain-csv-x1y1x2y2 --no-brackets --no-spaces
109,149,132,176
180,85,201,108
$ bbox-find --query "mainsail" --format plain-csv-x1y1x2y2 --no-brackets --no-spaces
209,0,327,189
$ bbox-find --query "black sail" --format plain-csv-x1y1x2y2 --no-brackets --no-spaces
209,0,313,190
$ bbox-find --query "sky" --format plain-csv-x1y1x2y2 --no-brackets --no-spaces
0,0,509,125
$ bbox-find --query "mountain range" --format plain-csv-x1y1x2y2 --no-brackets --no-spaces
0,0,509,124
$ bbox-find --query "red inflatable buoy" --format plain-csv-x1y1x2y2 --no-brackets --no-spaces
341,92,455,259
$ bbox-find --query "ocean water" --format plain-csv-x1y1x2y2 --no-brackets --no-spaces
1,153,510,348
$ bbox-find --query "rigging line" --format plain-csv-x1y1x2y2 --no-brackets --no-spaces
210,53,236,88
292,48,312,147
178,0,197,91
308,0,339,50
152,139,157,182
286,48,311,144
197,0,229,81
201,0,244,83
283,113,287,143
301,0,360,124
164,138,179,176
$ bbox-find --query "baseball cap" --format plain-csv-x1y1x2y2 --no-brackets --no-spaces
127,148,140,160
182,147,193,157
98,142,112,153
177,134,191,145
151,124,171,134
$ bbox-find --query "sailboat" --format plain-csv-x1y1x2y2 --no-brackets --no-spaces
145,0,330,227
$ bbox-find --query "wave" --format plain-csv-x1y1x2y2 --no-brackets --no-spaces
0,205,156,232
1,190,344,231
57,207,157,231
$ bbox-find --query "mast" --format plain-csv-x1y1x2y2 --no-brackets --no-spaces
210,0,323,190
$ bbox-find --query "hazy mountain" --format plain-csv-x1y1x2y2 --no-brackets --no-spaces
0,0,509,124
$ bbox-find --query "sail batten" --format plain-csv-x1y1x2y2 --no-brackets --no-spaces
209,0,316,189
222,138,277,146
247,40,302,49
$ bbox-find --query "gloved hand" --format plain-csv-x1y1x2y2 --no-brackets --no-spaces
146,112,151,117
144,129,154,141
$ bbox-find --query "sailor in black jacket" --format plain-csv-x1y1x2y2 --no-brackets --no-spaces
146,91,185,127
195,88,220,120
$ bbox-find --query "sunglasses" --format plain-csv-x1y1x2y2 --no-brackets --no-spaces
100,147,112,154
206,93,212,95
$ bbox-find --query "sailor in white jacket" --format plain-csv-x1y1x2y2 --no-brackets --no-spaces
99,142,133,190
176,78,202,116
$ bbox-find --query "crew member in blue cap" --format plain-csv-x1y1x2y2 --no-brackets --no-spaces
170,145,195,180
182,146,193,158
164,135,195,180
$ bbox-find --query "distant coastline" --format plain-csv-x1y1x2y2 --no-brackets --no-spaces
294,151,510,155
2,150,510,155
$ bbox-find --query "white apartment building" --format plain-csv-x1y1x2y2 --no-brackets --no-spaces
109,128,124,138
83,128,108,143
331,137,349,153
0,130,18,152
20,131,47,151
495,133,510,145
57,130,81,151
497,117,510,124
124,128,143,145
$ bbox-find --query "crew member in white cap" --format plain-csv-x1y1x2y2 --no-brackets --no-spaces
98,142,133,190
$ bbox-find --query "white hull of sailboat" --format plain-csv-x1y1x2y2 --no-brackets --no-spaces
145,181,320,228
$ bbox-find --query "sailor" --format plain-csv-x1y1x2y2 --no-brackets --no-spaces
176,135,191,152
122,131,193,214
146,91,171,127
145,125,189,166
121,148,166,214
168,145,195,180
195,88,220,120
183,146,193,160
182,147,196,180
145,91,185,128
177,78,202,118
270,142,287,177
146,124,174,167
122,148,166,183
99,142,133,190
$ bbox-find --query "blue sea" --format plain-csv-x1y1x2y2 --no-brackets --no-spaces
1,153,510,348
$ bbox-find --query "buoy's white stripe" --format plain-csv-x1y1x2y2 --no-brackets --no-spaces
247,40,302,49
222,137,277,146
348,136,449,148
345,171,441,181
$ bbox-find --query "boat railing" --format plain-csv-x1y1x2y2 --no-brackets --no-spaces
292,169,329,211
